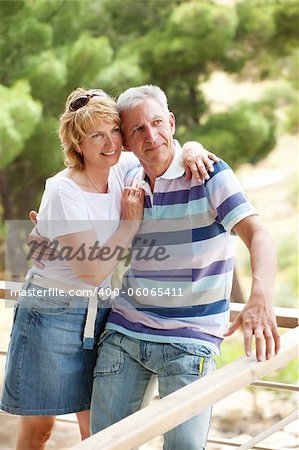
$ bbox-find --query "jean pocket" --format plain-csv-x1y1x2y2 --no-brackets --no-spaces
29,291,72,315
164,343,215,377
94,331,124,376
169,343,215,358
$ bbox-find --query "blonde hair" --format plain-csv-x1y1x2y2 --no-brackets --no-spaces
59,88,120,171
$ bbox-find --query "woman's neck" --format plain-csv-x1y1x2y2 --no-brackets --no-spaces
66,166,110,193
85,166,109,193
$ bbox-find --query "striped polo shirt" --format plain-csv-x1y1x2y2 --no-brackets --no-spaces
106,143,256,353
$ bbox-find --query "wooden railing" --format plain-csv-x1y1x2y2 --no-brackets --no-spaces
1,280,298,449
69,327,298,450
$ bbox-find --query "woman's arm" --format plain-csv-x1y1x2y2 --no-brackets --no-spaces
182,141,219,183
57,186,144,287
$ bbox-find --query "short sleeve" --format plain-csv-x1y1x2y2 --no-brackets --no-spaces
36,178,93,240
117,151,140,176
205,160,257,233
110,151,141,187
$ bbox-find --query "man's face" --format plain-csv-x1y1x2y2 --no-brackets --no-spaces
121,98,176,174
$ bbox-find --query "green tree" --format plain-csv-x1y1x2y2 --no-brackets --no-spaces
188,101,276,169
0,81,42,219
136,1,238,125
0,0,297,222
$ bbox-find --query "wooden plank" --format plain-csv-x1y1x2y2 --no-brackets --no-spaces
70,327,299,450
251,380,299,392
208,436,291,450
238,411,298,450
0,281,22,301
229,302,298,329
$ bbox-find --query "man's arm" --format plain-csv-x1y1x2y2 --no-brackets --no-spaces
224,215,280,361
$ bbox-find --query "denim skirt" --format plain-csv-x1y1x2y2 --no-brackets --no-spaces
0,282,110,415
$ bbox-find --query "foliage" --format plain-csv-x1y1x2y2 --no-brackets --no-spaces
227,0,299,78
0,0,297,221
183,101,277,168
0,81,42,169
284,103,299,134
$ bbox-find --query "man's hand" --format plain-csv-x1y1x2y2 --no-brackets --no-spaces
227,215,280,361
27,210,59,268
182,141,219,183
224,298,280,361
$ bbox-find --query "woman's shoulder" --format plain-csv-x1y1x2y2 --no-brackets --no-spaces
40,171,86,208
38,170,88,220
112,152,140,177
45,170,81,192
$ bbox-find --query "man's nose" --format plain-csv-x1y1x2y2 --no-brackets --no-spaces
144,126,157,142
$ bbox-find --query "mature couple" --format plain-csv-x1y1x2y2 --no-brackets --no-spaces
1,85,280,450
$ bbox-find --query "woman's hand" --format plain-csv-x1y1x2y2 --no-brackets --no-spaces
121,184,145,235
182,141,219,183
27,210,59,268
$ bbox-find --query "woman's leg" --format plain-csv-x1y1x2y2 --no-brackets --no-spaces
76,410,90,440
16,410,90,448
16,416,56,450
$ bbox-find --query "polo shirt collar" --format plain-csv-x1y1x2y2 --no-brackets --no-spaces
139,139,185,185
161,140,185,179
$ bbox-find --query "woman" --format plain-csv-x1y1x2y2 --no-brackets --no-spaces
1,87,217,450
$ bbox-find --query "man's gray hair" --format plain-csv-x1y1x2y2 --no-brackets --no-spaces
117,85,169,114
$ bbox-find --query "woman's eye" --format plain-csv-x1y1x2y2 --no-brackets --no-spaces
92,132,103,138
113,127,120,133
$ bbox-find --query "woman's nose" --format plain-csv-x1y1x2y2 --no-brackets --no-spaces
104,134,113,146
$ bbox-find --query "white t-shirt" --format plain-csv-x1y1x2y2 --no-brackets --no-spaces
34,152,139,289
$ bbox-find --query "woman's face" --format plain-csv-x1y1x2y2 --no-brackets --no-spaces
79,120,123,170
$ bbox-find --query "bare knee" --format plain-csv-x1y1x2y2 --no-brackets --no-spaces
17,416,56,450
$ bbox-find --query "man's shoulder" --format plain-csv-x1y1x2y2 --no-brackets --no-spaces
208,159,232,178
163,159,233,189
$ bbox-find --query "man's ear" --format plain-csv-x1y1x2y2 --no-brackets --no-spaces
169,112,176,135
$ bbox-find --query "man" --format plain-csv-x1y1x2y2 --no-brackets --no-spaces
90,85,280,449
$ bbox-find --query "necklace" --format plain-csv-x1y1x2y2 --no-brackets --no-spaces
85,172,105,193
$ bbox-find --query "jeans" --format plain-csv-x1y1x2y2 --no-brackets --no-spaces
1,283,110,415
91,330,215,450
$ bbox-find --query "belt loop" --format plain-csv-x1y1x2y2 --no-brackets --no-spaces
22,270,34,290
83,296,98,350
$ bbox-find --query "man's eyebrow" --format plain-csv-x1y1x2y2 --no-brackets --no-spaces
128,114,164,132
